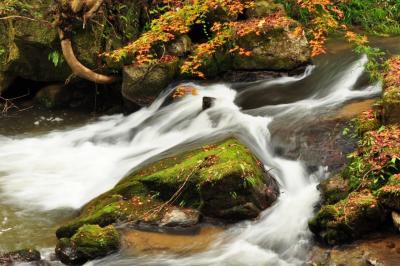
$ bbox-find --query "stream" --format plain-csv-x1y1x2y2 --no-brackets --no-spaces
0,38,398,265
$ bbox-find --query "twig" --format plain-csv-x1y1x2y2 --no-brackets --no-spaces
141,160,205,220
0,15,52,26
83,0,104,29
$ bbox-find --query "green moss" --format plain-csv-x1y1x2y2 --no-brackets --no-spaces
71,224,120,256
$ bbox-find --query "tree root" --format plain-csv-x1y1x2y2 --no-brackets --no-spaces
58,29,118,84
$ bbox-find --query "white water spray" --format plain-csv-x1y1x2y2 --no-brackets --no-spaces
0,55,380,265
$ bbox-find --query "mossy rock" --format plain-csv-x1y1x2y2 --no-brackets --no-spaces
56,138,279,239
232,21,310,71
55,224,120,265
309,190,385,245
122,58,180,106
319,175,350,205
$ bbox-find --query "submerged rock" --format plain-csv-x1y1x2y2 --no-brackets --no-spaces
55,138,279,261
0,249,41,264
55,224,120,265
309,190,385,245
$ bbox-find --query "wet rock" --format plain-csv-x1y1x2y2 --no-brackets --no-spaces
0,249,41,264
309,190,385,245
56,138,279,239
392,211,400,231
122,58,179,106
202,97,216,110
160,207,200,227
319,174,350,205
56,224,120,265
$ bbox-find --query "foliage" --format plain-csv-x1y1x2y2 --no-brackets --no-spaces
48,50,64,67
385,56,400,88
0,0,45,19
275,0,389,80
104,0,296,77
345,125,400,191
338,0,400,35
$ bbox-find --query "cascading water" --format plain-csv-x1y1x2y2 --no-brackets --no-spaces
0,51,381,265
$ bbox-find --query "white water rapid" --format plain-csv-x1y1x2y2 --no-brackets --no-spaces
0,54,381,265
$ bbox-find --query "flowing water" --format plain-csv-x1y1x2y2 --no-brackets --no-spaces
0,39,397,265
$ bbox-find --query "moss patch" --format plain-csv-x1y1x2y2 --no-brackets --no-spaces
56,225,119,265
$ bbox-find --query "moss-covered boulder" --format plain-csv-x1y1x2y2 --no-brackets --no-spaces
309,190,385,245
55,224,120,265
56,138,279,240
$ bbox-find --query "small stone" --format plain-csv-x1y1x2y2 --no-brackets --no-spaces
160,207,200,227
202,97,216,110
